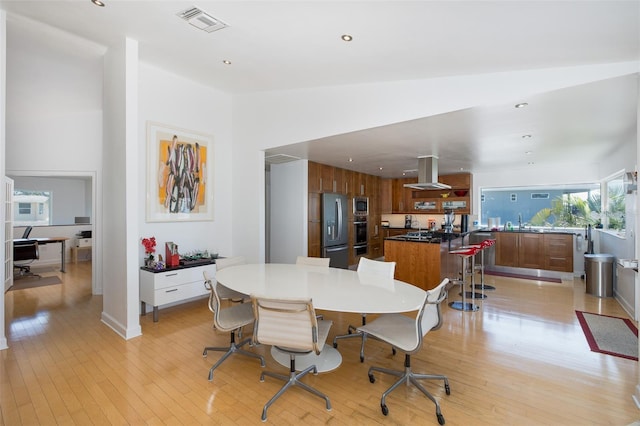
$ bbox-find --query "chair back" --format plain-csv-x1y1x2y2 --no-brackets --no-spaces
215,256,246,271
417,279,449,345
203,273,237,332
296,256,330,267
252,297,321,354
357,257,396,278
14,241,39,262
22,226,33,239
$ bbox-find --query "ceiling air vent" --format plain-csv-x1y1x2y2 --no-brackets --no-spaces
177,7,228,33
265,154,301,164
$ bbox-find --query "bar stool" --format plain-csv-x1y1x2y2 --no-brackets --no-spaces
448,246,480,312
473,239,496,291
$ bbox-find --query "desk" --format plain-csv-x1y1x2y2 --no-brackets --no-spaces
14,237,69,273
216,263,426,371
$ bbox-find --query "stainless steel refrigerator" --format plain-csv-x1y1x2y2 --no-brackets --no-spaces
322,193,349,269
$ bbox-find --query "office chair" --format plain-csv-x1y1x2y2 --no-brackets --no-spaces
360,279,450,425
13,241,40,277
333,257,396,362
202,275,265,381
212,256,251,302
296,256,330,319
22,226,33,239
252,296,333,422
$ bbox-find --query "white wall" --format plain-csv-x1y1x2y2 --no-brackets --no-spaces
101,38,140,339
5,16,104,173
0,10,8,350
138,63,234,260
232,62,640,267
269,160,308,263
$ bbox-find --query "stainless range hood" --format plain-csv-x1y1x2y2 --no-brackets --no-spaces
403,156,451,190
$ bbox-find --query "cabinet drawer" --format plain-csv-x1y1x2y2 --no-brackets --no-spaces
76,238,92,247
153,281,208,306
153,265,216,289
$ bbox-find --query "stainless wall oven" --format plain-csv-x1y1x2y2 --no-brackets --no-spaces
354,216,368,257
353,196,369,217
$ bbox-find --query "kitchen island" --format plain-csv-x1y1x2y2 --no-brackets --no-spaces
384,231,465,290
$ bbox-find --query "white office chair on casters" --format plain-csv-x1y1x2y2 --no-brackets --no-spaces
359,279,450,425
296,256,330,319
295,256,330,267
333,257,396,362
210,256,250,302
202,275,265,381
252,296,333,422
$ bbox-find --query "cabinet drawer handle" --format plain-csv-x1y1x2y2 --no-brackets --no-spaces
165,289,178,293
164,273,178,277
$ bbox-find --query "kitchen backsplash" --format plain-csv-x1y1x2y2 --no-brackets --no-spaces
382,214,478,229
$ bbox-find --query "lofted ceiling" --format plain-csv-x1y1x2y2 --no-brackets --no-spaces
1,1,638,177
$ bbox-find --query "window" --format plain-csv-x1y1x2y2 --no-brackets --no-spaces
604,173,625,231
18,203,31,215
13,190,52,226
480,184,601,228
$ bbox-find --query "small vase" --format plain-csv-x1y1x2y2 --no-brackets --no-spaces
145,255,155,267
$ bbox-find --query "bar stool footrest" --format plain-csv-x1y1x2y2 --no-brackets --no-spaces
448,301,479,312
459,291,487,299
473,284,496,291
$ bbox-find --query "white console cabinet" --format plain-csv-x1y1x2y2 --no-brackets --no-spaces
140,262,216,322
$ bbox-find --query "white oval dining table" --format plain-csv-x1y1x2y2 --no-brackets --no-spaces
215,263,427,372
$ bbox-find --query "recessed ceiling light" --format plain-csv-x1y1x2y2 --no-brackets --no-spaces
379,167,383,171
91,0,105,6
515,102,529,109
341,34,353,42
222,60,231,65
348,158,353,162
522,134,532,139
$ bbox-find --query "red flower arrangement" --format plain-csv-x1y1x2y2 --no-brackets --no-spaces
141,237,157,255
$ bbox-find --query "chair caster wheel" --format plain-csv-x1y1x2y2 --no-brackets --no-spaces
333,342,338,348
445,383,451,395
381,404,388,416
360,355,364,363
437,413,445,425
368,374,375,383
203,350,208,357
392,347,396,355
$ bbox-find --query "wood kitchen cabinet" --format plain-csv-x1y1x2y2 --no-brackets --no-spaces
307,192,322,257
495,232,520,267
408,173,473,214
544,234,573,272
384,240,441,290
392,178,416,213
380,179,392,214
387,173,472,214
519,232,544,269
495,232,544,269
307,161,381,266
495,231,570,271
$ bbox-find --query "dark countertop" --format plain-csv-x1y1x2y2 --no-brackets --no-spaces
385,229,465,243
478,228,577,235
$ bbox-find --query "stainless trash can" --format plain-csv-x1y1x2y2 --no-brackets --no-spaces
585,254,615,297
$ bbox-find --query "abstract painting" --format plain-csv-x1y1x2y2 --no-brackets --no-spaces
146,122,214,222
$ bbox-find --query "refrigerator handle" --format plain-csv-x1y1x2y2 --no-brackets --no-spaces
325,245,347,253
336,198,343,240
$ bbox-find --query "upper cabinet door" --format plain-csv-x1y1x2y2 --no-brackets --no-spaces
308,161,321,193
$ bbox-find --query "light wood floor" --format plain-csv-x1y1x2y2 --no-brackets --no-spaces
1,262,639,425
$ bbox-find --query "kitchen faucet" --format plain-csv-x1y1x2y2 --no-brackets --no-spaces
518,213,523,230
